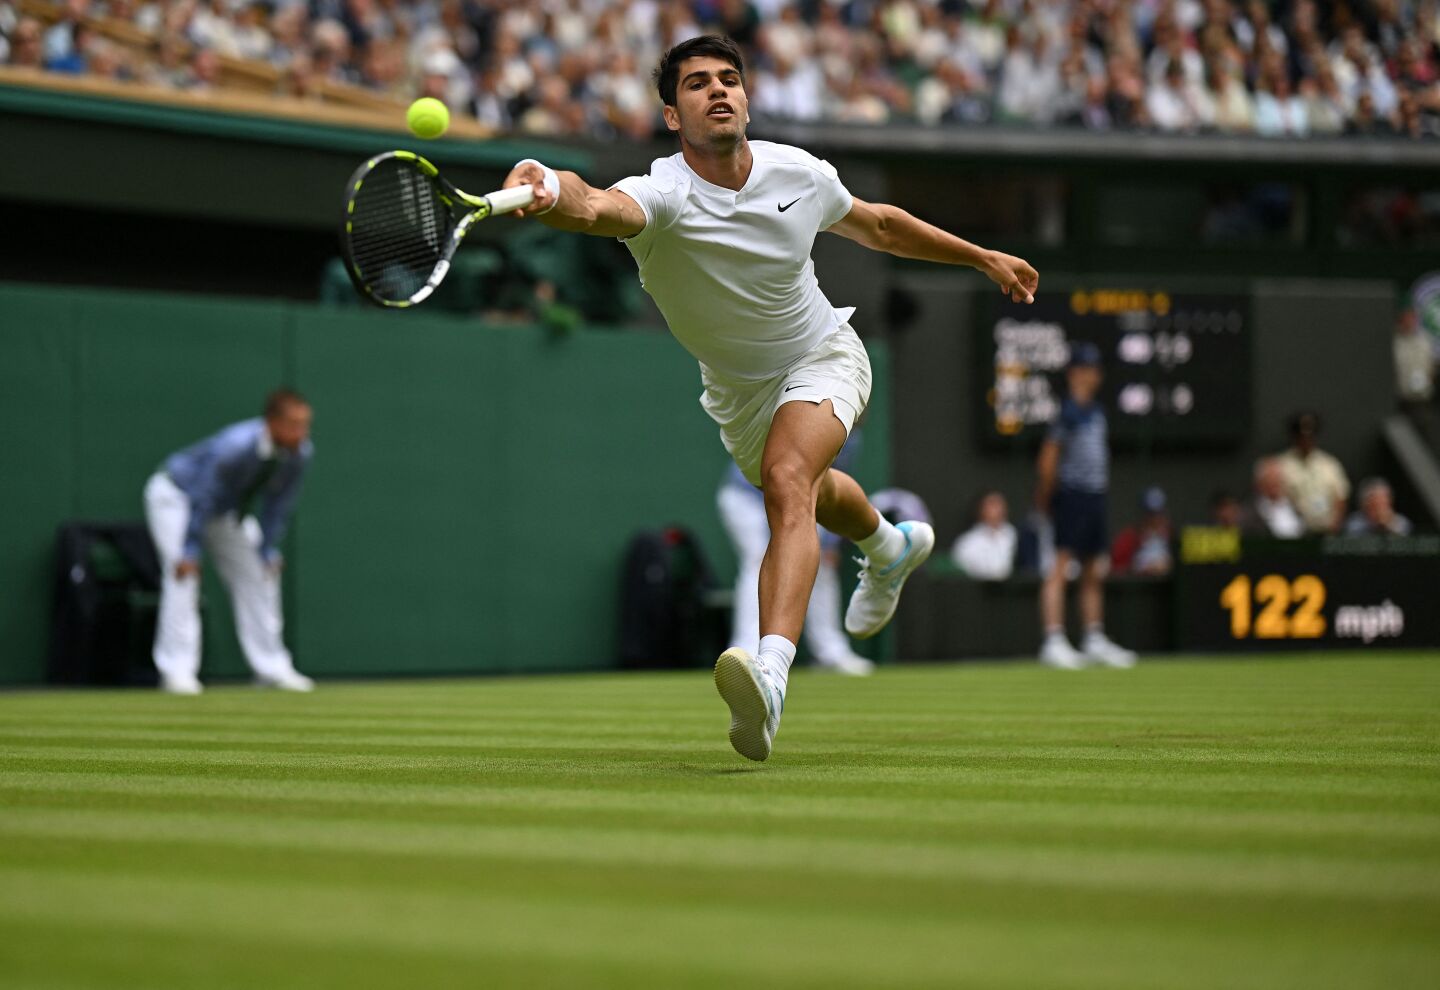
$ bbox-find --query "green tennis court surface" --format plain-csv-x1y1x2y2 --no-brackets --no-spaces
2,654,1437,989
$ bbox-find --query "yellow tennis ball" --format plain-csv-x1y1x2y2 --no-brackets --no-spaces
406,98,450,139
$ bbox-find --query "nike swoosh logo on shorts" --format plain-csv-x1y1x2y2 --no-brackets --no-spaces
778,198,801,212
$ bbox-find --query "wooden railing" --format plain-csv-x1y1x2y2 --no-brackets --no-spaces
10,0,493,139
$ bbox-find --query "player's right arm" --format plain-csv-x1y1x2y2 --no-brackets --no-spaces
501,162,646,239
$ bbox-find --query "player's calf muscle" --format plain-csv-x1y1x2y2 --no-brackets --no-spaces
817,469,877,541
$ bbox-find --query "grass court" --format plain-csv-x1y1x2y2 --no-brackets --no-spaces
1,654,1437,988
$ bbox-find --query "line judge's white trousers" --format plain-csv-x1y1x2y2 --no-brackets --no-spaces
717,485,856,663
144,472,300,683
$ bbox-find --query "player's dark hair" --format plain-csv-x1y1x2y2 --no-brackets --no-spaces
264,387,308,418
653,35,745,108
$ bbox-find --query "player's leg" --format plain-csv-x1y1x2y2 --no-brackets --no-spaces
714,398,847,762
207,515,314,691
835,464,936,639
144,473,204,694
814,467,878,539
757,397,850,643
712,325,927,759
716,485,768,655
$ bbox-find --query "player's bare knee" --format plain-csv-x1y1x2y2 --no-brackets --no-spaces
762,461,817,522
761,460,812,499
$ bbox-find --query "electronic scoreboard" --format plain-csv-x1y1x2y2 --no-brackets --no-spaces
976,285,1252,447
1176,531,1440,651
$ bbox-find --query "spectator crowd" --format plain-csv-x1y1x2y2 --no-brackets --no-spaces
951,405,1428,583
3,0,1439,139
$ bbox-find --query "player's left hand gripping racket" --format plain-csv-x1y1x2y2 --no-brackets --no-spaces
340,150,535,308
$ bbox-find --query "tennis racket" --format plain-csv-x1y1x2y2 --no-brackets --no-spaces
340,150,535,308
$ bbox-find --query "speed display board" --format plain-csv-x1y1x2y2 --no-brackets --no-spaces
1176,531,1440,651
975,286,1251,447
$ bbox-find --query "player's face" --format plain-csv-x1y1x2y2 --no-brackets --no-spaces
268,403,313,452
665,56,749,150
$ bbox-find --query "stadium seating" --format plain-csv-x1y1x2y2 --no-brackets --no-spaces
3,0,1438,139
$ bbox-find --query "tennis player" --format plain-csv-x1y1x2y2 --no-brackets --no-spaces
503,35,1038,760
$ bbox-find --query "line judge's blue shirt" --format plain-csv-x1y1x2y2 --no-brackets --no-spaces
1047,398,1109,494
163,418,313,564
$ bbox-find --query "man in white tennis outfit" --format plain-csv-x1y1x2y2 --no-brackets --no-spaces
503,35,1038,761
144,388,316,695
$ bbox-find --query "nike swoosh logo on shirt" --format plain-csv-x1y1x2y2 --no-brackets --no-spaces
783,383,804,392
778,198,801,212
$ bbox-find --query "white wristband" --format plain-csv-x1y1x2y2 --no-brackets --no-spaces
515,158,560,214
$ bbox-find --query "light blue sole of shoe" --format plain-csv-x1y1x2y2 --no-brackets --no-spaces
714,649,772,762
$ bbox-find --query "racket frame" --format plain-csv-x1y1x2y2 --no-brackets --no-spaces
340,150,532,309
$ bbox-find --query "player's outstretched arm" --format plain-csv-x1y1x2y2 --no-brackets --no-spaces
501,161,646,239
827,197,1038,304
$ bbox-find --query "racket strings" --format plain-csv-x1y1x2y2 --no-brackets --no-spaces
347,160,461,302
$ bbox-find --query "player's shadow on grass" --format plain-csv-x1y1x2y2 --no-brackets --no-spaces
673,763,764,775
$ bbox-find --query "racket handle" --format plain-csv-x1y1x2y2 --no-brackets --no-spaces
485,185,536,214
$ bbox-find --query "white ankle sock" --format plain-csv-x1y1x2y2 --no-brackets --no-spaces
857,516,907,567
757,634,796,694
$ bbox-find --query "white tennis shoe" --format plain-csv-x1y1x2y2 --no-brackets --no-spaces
160,674,203,695
714,647,784,762
1083,632,1138,669
844,521,935,639
257,670,316,692
1040,635,1088,670
813,652,875,676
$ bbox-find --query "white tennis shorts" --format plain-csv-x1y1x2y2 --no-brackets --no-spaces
700,323,873,487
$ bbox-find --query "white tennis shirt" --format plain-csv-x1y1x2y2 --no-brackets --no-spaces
611,140,856,382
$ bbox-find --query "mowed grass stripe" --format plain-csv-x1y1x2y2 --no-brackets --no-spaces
3,723,1435,764
3,654,1433,721
2,795,1438,900
5,744,1438,812
3,832,1434,943
4,769,1438,843
0,655,1437,989
0,865,1433,990
4,741,1436,787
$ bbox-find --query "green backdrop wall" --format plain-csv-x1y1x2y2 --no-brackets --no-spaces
0,283,891,685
